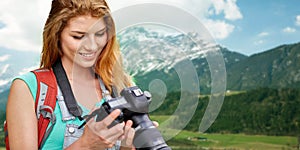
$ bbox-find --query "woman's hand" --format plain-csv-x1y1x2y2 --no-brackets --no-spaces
66,109,125,150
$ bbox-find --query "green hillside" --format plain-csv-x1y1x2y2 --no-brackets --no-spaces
227,42,300,90
0,89,8,137
150,88,300,136
0,90,8,111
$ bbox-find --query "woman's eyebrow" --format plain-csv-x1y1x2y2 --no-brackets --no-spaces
71,27,106,34
96,27,106,33
71,31,86,34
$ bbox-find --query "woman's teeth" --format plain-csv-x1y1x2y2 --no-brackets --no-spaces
79,52,94,57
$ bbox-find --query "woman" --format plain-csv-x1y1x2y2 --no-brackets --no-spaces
6,0,135,149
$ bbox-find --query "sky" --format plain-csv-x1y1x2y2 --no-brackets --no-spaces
0,0,299,56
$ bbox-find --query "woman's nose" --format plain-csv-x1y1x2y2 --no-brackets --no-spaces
84,36,98,51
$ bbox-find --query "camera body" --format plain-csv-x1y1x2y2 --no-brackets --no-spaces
95,86,171,150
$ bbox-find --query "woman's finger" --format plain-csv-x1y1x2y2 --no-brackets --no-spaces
122,120,135,148
152,121,159,127
105,121,125,141
97,109,122,128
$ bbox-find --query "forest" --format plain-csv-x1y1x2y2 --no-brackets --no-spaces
151,88,300,136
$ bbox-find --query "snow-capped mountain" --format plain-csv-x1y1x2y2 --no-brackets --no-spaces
117,26,223,76
117,26,247,93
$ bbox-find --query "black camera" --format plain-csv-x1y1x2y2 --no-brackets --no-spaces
95,86,171,150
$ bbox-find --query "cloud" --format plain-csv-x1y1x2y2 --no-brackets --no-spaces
107,0,212,20
210,0,243,21
18,65,39,76
258,32,269,37
107,0,240,40
0,64,9,75
282,27,296,33
0,21,5,29
0,1,51,52
296,15,300,26
254,40,264,45
0,79,10,86
255,32,269,45
0,54,10,62
204,19,235,40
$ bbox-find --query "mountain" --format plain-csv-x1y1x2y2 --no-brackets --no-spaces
118,26,248,93
0,89,9,111
0,48,39,93
227,42,300,91
117,26,300,93
118,26,228,76
130,48,248,94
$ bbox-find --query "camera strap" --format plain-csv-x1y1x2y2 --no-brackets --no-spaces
52,59,83,119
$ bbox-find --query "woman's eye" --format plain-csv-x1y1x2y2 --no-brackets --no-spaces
96,32,105,37
72,35,84,40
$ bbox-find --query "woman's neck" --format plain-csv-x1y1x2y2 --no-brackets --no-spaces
61,59,95,82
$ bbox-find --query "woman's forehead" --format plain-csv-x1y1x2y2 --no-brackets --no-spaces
67,15,106,32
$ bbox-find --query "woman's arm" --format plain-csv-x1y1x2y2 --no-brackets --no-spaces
6,79,38,149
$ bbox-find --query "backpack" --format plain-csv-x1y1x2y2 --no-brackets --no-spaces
4,69,58,150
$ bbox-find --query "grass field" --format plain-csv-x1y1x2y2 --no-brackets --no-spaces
151,115,299,150
166,130,298,150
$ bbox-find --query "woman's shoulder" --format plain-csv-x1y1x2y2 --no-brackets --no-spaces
14,71,36,81
12,71,37,99
13,71,37,88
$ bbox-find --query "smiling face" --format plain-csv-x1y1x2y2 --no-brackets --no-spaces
60,15,108,71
